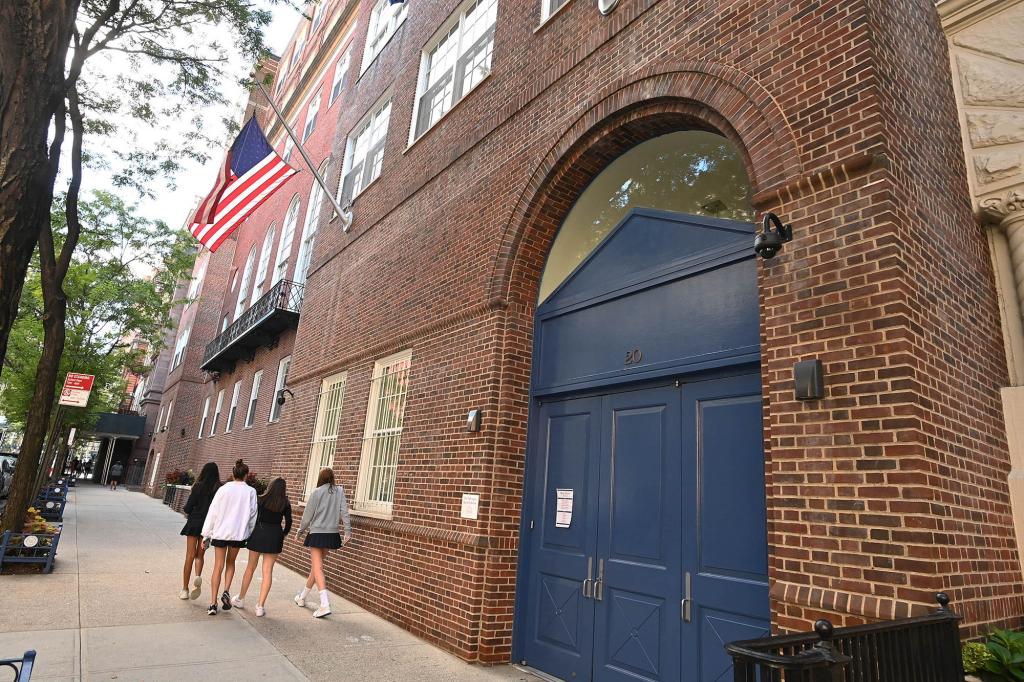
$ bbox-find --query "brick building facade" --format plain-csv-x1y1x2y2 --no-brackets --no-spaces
149,0,1024,677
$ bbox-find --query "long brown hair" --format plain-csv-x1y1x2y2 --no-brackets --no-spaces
260,477,289,513
316,467,335,491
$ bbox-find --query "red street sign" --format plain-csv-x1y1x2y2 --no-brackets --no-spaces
59,373,95,407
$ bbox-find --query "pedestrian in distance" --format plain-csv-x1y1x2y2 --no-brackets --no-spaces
294,467,351,618
233,477,292,617
178,462,221,601
201,459,257,616
108,461,124,491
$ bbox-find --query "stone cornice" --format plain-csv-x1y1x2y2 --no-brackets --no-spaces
980,187,1024,225
939,0,1023,32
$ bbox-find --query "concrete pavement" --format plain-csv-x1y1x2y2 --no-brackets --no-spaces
0,484,539,681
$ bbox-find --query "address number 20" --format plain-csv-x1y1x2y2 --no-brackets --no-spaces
624,349,643,365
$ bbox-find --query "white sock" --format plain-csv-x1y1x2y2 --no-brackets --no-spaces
319,591,330,608
299,587,310,599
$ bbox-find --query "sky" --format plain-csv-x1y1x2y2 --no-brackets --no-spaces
128,2,301,232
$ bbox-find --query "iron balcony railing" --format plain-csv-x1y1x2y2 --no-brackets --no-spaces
201,279,305,372
725,593,963,682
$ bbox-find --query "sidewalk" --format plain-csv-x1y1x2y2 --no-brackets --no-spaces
0,484,539,681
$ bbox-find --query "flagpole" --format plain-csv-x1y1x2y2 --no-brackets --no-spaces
255,81,350,221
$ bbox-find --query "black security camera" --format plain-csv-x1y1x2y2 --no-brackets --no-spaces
754,213,793,259
276,388,294,407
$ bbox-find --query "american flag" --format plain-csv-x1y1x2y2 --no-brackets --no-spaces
188,117,298,252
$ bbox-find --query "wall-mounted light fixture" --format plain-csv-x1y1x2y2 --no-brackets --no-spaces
466,409,482,433
794,359,825,401
276,388,295,407
754,212,793,260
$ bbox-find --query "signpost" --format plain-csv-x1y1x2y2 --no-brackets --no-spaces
58,373,95,408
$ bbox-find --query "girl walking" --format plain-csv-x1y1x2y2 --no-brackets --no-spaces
232,477,292,616
201,459,257,616
294,468,351,618
178,462,220,601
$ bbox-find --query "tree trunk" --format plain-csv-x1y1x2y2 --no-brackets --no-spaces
0,2,79,374
1,296,66,533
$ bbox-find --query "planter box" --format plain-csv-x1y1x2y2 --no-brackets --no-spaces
0,527,63,573
33,498,65,522
162,485,175,505
170,485,191,514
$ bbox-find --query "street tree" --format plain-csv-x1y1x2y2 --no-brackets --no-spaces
0,0,298,533
1,192,195,532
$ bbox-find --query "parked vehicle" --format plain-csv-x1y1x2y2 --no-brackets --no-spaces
0,456,17,499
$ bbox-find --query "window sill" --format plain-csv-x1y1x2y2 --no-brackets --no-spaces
535,0,575,33
350,507,393,521
405,71,493,154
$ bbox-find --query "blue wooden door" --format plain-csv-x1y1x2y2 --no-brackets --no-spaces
520,395,603,682
593,385,683,682
681,373,770,681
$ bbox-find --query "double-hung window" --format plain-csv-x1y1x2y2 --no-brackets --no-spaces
210,389,225,436
412,0,498,141
274,199,301,285
172,324,191,369
362,0,407,73
269,356,292,423
234,246,257,320
198,396,211,439
296,160,330,285
226,381,241,433
156,405,165,432
338,97,392,204
186,256,207,302
309,2,324,36
251,225,277,306
329,48,352,106
541,0,569,22
354,350,412,516
245,370,263,428
305,372,348,497
283,134,295,164
302,89,322,142
163,401,173,431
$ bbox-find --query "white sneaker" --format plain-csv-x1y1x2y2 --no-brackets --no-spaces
293,593,306,607
189,576,202,600
178,589,189,600
231,595,244,609
313,605,331,618
255,605,265,617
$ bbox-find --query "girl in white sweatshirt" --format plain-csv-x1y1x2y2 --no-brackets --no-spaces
201,459,257,615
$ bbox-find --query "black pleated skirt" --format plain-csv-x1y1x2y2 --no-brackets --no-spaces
180,517,205,537
247,522,285,554
303,532,341,549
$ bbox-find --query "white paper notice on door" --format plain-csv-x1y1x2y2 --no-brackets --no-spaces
555,489,573,528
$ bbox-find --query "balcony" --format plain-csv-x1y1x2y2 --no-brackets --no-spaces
201,279,304,373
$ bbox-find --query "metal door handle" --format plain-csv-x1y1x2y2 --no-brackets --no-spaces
582,557,593,599
682,571,692,622
594,559,605,601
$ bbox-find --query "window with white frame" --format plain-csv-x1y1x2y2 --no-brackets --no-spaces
541,0,569,21
310,1,324,35
245,370,263,428
274,198,301,285
226,380,242,433
163,401,173,431
198,396,211,439
234,246,257,319
172,324,191,369
149,453,162,487
210,389,225,436
412,0,498,141
283,134,295,164
186,256,208,301
250,225,277,306
304,372,348,497
156,404,165,432
338,98,392,204
294,22,308,62
296,160,330,285
329,48,352,105
302,88,322,142
276,50,292,95
362,0,408,73
269,356,292,423
221,315,229,333
354,350,412,515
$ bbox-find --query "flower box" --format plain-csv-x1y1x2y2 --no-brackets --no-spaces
0,527,63,573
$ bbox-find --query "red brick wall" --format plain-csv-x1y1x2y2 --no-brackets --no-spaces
153,0,1024,664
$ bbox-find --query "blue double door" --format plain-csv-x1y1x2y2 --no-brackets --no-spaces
520,372,769,682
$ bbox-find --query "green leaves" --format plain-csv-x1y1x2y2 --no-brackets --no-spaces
972,629,1024,681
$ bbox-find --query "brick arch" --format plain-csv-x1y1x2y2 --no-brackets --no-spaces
488,62,801,304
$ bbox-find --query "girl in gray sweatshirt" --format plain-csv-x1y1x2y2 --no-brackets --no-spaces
294,467,351,617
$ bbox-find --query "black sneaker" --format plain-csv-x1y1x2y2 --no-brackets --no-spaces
207,604,218,616
221,590,232,610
